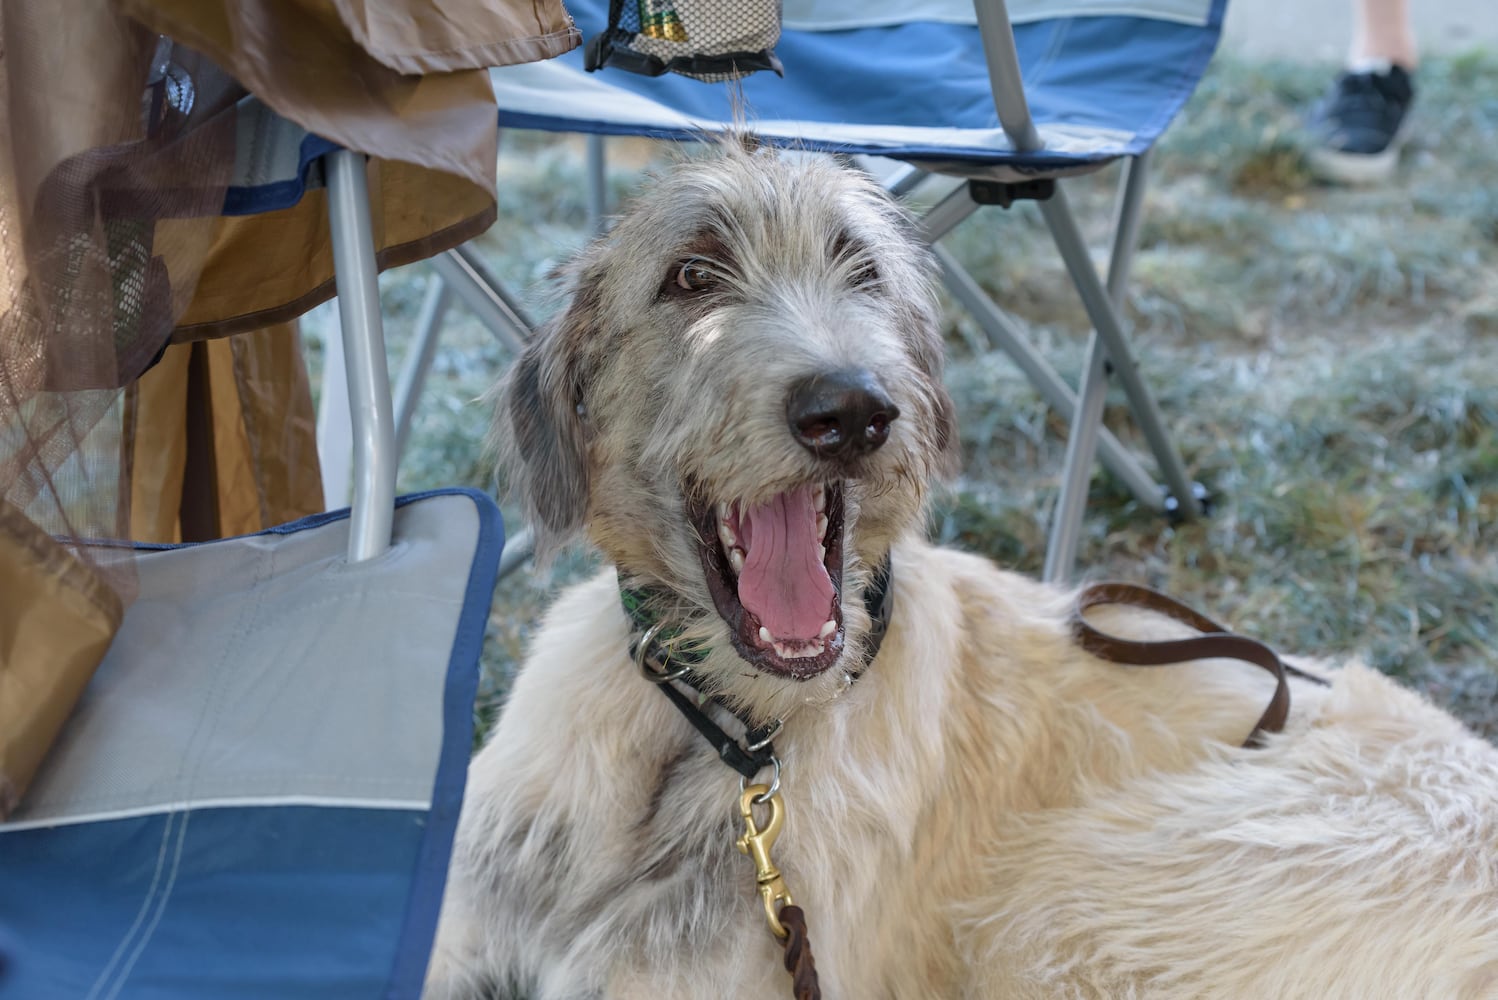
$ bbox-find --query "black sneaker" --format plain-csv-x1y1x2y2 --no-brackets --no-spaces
1306,64,1416,185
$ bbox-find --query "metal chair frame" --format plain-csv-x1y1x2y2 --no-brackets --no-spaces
324,0,1207,581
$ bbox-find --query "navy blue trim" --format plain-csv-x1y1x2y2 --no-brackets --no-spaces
220,135,340,217
57,488,505,998
385,490,503,997
0,924,12,991
124,487,491,552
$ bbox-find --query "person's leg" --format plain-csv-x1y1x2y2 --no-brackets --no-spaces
1349,0,1417,70
1306,0,1418,185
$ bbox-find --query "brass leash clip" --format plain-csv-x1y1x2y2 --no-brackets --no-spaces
736,783,793,939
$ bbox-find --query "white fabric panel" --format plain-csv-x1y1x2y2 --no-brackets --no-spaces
783,0,1214,30
5,494,482,830
231,97,312,191
490,61,1135,155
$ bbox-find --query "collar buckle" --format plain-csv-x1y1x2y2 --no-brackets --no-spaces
632,622,694,683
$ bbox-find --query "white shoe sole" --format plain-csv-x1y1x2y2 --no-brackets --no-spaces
1307,118,1413,186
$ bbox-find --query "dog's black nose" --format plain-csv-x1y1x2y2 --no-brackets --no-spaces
785,370,900,458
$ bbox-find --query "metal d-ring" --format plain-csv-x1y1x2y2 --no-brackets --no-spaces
739,756,782,803
634,622,693,683
743,718,783,752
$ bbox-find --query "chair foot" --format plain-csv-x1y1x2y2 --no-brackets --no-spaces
1163,482,1214,524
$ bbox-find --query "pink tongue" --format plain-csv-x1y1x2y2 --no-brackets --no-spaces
736,485,835,642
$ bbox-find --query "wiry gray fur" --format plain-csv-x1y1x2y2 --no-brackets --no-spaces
439,145,959,997
492,142,956,722
431,142,1498,1000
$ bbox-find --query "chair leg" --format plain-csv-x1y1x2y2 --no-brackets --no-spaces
497,527,535,580
885,163,929,199
916,162,1194,574
424,243,541,577
316,309,353,512
586,135,608,235
391,241,538,485
913,177,1160,505
1044,151,1154,582
1038,181,1202,523
918,180,982,244
325,148,397,563
392,276,453,459
383,244,540,572
1102,152,1151,304
430,248,533,354
972,0,1043,152
932,244,1165,507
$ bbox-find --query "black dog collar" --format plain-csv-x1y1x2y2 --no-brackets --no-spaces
620,555,894,781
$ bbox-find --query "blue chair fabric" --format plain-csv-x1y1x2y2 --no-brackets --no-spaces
0,490,503,1000
490,0,1227,174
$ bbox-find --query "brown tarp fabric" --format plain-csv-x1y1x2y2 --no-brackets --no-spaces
0,0,577,815
121,0,581,340
127,322,324,544
0,503,123,817
1,320,323,817
170,156,499,341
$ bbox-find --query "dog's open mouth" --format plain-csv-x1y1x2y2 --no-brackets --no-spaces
691,482,847,679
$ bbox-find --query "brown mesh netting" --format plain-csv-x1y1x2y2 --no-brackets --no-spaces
0,5,237,579
0,0,243,816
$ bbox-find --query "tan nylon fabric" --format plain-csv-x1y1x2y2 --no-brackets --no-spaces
328,0,581,77
0,503,123,819
118,0,578,198
170,159,497,341
117,0,578,339
127,323,324,543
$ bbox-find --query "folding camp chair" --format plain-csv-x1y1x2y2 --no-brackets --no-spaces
0,139,504,999
479,0,1223,581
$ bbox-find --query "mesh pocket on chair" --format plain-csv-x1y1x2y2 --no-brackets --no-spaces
584,0,783,82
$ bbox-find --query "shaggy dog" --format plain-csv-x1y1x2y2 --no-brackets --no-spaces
426,145,1498,999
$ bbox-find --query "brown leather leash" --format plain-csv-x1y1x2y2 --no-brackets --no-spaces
644,580,1322,1000
752,583,1321,1000
745,582,1321,1000
1072,582,1329,748
776,905,820,1000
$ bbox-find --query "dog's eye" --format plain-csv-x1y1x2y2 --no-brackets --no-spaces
673,258,716,293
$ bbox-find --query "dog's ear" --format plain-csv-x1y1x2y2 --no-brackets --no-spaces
900,287,963,480
495,275,599,558
931,382,962,479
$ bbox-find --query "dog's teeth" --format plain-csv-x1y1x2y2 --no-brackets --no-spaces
771,637,826,660
759,626,773,644
814,488,827,513
819,618,837,638
819,544,827,561
816,513,828,541
718,520,737,550
729,548,745,573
